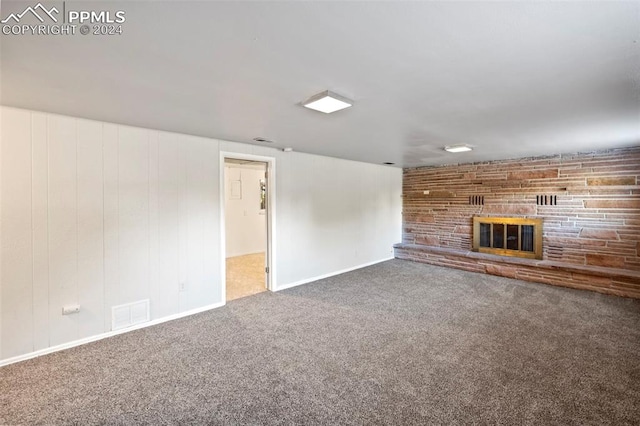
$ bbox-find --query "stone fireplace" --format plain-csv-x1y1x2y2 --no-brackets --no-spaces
393,146,640,299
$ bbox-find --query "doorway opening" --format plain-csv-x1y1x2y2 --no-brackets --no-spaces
221,154,274,302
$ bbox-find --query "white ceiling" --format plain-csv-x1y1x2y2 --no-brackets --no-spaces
2,1,639,167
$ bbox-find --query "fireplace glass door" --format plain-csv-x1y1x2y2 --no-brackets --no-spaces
473,217,542,259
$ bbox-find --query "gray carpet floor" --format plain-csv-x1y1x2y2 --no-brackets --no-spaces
1,259,639,425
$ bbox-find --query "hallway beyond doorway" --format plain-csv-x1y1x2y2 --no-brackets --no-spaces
226,253,267,301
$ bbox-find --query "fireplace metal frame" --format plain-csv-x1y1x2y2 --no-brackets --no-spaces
472,216,543,260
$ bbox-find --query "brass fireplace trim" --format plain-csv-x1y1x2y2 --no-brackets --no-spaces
472,217,543,260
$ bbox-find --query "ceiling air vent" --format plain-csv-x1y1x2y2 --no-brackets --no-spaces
253,137,274,143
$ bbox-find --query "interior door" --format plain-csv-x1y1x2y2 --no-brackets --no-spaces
263,167,269,289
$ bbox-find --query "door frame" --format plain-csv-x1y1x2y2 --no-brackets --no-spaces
219,152,276,302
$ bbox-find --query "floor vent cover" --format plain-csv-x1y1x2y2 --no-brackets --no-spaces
112,299,150,331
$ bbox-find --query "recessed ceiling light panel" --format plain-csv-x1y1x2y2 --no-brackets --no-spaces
302,90,353,114
444,144,473,153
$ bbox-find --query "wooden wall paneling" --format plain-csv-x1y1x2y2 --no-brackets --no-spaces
202,138,220,305
157,132,180,318
31,113,49,351
148,131,159,319
117,126,150,305
1,108,403,361
48,115,78,346
76,119,105,338
103,123,119,330
1,108,34,358
185,136,206,311
178,137,188,312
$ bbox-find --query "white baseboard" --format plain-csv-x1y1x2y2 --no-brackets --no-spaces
0,301,226,368
274,256,394,292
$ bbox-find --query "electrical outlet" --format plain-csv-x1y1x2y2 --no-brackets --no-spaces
179,282,187,292
62,305,80,315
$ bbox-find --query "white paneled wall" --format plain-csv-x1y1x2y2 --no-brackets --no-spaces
0,106,401,362
1,108,32,358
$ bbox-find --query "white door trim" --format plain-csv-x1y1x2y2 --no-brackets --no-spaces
220,152,276,302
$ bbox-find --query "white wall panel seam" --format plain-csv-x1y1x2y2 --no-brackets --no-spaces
45,114,50,348
75,119,79,330
30,112,35,353
101,123,106,332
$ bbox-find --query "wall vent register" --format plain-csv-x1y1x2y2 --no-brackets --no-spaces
469,195,485,205
112,299,150,331
537,195,557,206
473,217,542,259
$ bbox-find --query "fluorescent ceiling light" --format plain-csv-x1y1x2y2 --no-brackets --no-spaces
302,90,352,114
444,144,473,153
